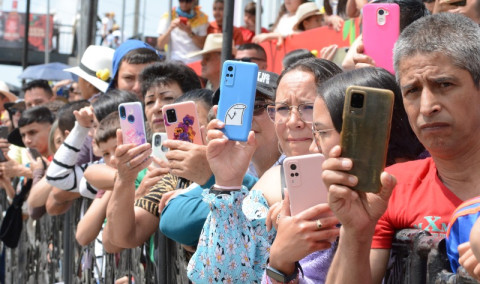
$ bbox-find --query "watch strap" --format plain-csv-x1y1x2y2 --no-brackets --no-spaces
266,261,302,283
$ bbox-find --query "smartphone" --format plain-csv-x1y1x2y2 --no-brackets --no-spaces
179,16,188,25
217,60,258,141
118,102,147,145
283,154,328,216
162,101,203,145
362,3,400,74
28,147,47,168
0,126,8,140
332,47,349,67
152,132,168,162
0,151,6,163
340,86,394,193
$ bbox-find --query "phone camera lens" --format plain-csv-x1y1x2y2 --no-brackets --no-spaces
227,66,233,72
154,135,161,146
127,114,135,123
119,106,126,118
378,9,385,15
351,93,364,109
166,109,177,123
290,164,297,170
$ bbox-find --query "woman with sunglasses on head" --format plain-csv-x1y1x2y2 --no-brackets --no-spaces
263,67,423,284
187,58,342,283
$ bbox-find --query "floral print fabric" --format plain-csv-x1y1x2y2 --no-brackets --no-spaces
187,187,275,283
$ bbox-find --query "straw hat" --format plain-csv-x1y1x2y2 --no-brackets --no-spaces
187,33,223,58
0,81,18,102
64,45,115,93
293,2,325,31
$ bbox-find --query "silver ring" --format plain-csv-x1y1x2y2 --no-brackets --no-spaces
126,161,131,169
316,219,323,229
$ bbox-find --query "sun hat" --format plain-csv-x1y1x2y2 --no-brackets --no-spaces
187,33,224,58
0,81,18,102
64,45,115,93
293,2,326,31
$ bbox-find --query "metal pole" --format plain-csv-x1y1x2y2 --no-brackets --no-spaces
121,0,126,42
21,0,31,71
221,0,234,64
255,0,261,35
142,0,147,38
167,0,172,60
44,0,49,63
133,0,140,38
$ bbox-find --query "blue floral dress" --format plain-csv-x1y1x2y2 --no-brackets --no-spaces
187,186,276,283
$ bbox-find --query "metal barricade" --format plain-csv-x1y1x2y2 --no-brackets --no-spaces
385,228,478,284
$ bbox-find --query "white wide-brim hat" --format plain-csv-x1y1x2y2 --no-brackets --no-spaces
293,2,325,31
187,33,224,58
0,81,17,102
64,45,115,93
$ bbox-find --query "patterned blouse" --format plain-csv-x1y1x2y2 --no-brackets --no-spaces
187,186,276,283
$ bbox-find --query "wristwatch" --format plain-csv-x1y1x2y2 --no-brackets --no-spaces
266,262,301,283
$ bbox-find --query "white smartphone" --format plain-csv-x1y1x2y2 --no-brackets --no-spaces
283,153,328,216
152,132,168,162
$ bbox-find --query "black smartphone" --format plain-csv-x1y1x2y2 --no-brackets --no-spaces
28,148,47,168
0,126,8,140
0,151,7,163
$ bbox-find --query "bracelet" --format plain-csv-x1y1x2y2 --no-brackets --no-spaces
213,184,242,190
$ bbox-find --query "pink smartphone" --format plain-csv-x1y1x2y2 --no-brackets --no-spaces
162,101,203,145
283,153,328,216
362,3,400,74
118,102,147,145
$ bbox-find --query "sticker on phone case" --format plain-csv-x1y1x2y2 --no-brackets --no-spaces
173,114,197,142
225,103,247,126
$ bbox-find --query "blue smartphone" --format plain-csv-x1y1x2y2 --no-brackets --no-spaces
216,60,258,141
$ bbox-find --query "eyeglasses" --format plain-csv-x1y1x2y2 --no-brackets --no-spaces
267,102,314,124
312,125,336,142
253,102,269,116
235,57,267,63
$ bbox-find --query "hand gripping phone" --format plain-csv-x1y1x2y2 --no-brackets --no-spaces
362,3,400,74
283,154,328,216
0,126,8,140
152,132,168,162
118,102,147,145
340,86,394,193
162,101,203,145
216,60,258,141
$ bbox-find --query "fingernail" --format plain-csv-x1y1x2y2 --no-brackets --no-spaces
222,135,229,140
348,175,357,184
342,159,352,168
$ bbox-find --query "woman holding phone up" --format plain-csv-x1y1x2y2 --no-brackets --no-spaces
187,58,342,283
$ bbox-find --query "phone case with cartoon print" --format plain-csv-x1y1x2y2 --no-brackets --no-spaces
162,101,203,145
217,60,258,141
118,102,147,145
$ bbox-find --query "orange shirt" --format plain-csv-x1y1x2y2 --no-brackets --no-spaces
207,21,245,46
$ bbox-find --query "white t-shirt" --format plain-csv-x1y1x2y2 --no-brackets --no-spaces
157,14,208,64
274,13,297,37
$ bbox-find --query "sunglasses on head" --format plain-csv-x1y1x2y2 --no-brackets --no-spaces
235,57,266,63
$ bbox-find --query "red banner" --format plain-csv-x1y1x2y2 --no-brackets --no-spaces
0,11,54,52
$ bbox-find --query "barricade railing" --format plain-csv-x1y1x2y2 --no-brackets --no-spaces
385,228,478,284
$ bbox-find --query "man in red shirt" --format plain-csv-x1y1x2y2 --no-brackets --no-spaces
323,13,480,284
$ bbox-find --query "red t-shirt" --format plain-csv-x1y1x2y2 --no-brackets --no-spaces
372,157,463,249
238,26,269,44
207,21,245,46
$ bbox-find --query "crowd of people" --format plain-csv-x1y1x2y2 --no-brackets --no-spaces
0,0,480,283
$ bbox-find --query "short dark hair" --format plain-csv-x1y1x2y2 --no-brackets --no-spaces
57,100,91,134
18,106,54,128
277,58,343,100
22,80,53,97
244,2,261,15
121,48,160,65
140,62,202,97
282,49,315,69
317,67,424,165
237,43,267,60
95,111,120,145
176,89,214,109
92,90,139,122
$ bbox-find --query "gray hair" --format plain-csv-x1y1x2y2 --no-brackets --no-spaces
394,13,480,87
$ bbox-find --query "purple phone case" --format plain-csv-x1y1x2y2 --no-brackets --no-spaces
118,102,147,145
